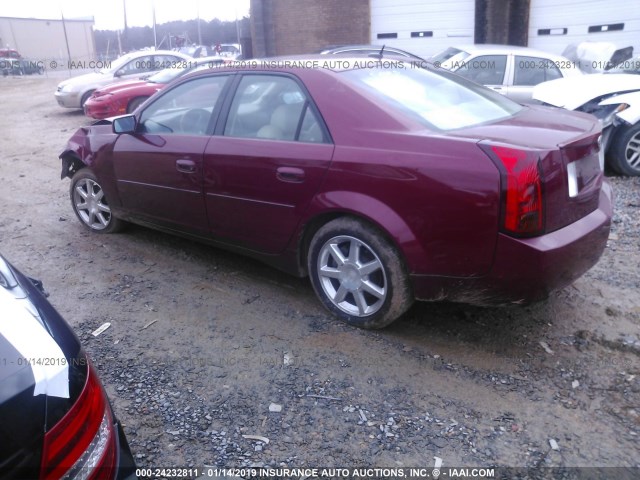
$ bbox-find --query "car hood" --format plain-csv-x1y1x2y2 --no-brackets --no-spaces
96,79,153,96
58,71,113,89
533,73,640,109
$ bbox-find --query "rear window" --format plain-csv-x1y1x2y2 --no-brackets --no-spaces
341,65,522,131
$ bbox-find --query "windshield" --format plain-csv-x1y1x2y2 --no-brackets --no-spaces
100,52,139,74
148,64,191,83
341,65,522,131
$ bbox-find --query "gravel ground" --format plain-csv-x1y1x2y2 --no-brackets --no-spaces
1,76,639,478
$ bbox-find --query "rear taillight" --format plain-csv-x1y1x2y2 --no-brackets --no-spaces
40,361,117,480
482,145,544,236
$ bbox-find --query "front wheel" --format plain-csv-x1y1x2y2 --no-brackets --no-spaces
609,123,640,176
70,169,124,233
307,218,413,329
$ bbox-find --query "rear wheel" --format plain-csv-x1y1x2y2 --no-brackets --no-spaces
70,169,124,233
609,123,640,176
307,218,413,329
127,96,149,113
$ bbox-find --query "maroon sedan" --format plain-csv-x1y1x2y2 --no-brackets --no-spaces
60,57,612,329
84,57,226,119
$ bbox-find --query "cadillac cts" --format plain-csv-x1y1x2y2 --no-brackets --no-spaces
60,58,612,329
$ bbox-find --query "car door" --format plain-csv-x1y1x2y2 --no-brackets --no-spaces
203,73,334,254
454,54,509,93
111,74,230,235
506,55,563,103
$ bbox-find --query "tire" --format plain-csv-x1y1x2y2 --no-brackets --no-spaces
127,96,149,114
307,217,413,329
608,123,640,176
69,169,124,233
80,90,94,108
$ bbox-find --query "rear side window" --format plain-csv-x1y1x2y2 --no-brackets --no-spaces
514,55,563,86
224,75,327,143
342,65,522,131
454,55,507,86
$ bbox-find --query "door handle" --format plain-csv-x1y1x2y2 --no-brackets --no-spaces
176,159,196,173
276,166,305,183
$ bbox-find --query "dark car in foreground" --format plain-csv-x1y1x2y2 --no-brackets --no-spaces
0,254,136,478
60,57,612,329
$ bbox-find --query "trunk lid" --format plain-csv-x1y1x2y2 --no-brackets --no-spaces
451,105,603,234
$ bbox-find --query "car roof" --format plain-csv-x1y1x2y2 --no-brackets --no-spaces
319,44,425,59
452,44,567,59
186,55,428,78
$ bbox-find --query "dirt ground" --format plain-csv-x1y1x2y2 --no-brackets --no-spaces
1,75,639,477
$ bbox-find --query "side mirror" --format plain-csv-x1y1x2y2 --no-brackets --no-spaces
113,115,137,134
114,68,126,77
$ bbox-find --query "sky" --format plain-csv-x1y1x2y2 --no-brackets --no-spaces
1,0,250,30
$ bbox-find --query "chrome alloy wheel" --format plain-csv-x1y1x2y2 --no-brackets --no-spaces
624,130,640,172
73,178,112,230
316,235,387,317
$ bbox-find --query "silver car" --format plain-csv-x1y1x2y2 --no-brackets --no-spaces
55,50,192,109
432,44,583,103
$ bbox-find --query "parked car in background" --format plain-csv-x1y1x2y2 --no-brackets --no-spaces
534,73,640,176
0,253,136,478
432,44,583,103
213,43,242,60
55,50,192,108
0,48,43,76
178,44,216,58
609,56,640,75
0,48,21,59
319,44,425,61
84,57,226,119
60,57,611,329
561,41,634,74
1,57,44,76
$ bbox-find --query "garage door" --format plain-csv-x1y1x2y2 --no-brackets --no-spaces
529,0,640,55
370,0,475,59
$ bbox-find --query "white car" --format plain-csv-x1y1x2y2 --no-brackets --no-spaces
55,50,192,108
533,73,640,176
432,44,583,103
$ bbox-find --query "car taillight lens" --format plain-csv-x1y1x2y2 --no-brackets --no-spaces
40,361,117,480
483,145,544,236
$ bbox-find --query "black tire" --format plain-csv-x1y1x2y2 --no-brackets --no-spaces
307,217,413,329
80,90,94,108
127,96,149,113
69,169,124,233
608,123,640,176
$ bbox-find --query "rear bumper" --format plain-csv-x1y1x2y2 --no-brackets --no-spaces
411,180,613,305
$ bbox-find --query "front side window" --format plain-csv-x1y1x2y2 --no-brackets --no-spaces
139,75,228,135
454,55,507,86
224,75,326,143
342,65,522,131
514,55,562,86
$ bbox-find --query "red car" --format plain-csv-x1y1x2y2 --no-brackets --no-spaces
60,57,612,329
84,57,226,119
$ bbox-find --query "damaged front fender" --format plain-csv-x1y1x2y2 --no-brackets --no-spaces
59,120,116,179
